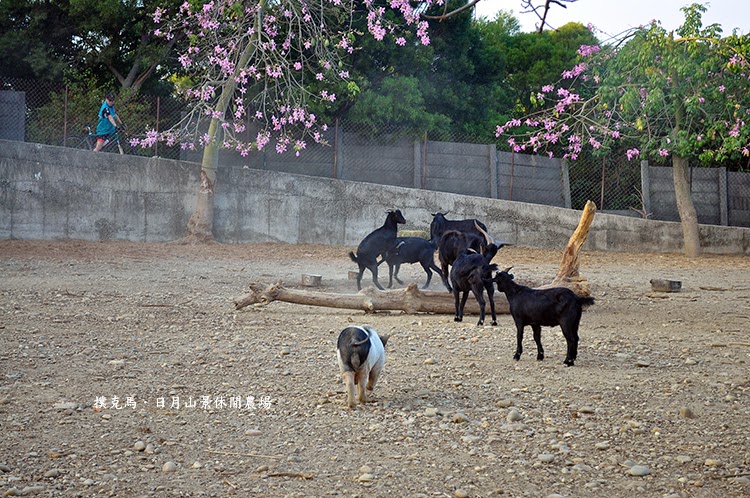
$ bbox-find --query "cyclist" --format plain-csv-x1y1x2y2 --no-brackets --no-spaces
94,92,124,152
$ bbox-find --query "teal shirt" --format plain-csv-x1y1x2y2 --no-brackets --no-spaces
96,101,117,136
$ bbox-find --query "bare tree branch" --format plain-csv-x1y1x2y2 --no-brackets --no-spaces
422,0,482,21
520,0,577,34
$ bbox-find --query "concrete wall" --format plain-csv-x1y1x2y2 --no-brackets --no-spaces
180,129,567,206
646,164,750,228
2,140,749,254
0,92,25,142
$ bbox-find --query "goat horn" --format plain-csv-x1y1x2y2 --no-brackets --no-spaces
474,220,492,246
502,266,513,273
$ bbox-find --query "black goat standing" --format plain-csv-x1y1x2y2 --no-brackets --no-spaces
438,222,499,293
449,243,501,326
492,270,595,366
349,209,406,290
429,212,490,247
378,237,444,289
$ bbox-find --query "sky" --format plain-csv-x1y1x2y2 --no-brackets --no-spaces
474,0,749,39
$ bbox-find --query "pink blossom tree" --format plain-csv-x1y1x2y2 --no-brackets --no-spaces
497,3,750,257
146,0,433,241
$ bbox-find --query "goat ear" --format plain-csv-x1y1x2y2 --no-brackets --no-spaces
380,334,390,348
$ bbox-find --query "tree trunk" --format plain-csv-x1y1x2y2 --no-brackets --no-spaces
234,282,510,315
672,155,701,257
550,199,596,288
186,139,218,242
184,9,263,242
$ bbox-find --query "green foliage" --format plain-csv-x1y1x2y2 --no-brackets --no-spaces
504,3,750,172
502,22,599,114
347,76,451,137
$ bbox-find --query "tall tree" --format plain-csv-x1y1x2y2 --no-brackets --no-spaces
0,0,180,92
0,0,77,81
497,3,750,256
148,0,434,241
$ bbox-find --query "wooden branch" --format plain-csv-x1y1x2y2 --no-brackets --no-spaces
544,199,596,296
234,282,510,315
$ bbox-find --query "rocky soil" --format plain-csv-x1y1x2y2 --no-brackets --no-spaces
1,240,749,498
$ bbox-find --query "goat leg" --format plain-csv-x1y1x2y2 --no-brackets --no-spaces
473,291,486,326
513,323,525,361
369,265,385,291
453,290,463,322
486,286,498,326
562,323,578,366
531,324,544,361
393,264,404,285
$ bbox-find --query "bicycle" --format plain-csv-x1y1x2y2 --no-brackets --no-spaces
64,124,129,154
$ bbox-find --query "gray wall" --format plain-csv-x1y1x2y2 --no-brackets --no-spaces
180,131,568,208
644,163,750,227
0,92,25,142
2,140,749,254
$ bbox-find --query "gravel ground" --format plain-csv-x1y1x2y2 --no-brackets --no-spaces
1,240,749,498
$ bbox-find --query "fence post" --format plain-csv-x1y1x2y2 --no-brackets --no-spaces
509,151,515,201
719,166,728,225
413,138,423,189
640,160,651,216
155,96,160,157
334,119,343,179
560,159,572,209
488,144,498,198
599,157,606,210
63,85,69,143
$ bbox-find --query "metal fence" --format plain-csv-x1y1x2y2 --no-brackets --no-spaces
2,77,749,227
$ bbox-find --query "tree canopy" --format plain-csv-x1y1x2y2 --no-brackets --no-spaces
497,3,750,255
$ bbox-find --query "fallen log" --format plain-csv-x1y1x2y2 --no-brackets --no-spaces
233,201,596,314
234,282,510,315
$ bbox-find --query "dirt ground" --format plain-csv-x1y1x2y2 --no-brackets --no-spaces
1,240,749,498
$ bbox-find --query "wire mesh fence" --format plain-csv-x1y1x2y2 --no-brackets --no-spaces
2,77,749,227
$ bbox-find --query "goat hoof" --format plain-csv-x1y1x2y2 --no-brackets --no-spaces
564,360,575,367
491,321,497,326
476,321,484,326
537,354,544,361
513,354,521,361
454,317,462,322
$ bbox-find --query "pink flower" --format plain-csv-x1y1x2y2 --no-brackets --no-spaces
626,148,640,160
658,148,669,157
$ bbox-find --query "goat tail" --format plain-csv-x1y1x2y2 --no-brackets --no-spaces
579,296,596,308
348,251,358,263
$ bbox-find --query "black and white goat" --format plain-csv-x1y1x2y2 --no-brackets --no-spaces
349,209,406,290
449,243,501,326
492,270,595,366
378,237,443,289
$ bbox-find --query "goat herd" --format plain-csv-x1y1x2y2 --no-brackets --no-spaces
340,209,596,407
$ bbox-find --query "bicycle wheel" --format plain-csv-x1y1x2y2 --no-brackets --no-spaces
81,136,95,150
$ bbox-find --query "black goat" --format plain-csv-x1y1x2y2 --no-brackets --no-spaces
449,243,501,326
437,222,500,293
378,237,444,289
430,212,490,246
492,270,595,366
349,209,406,290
